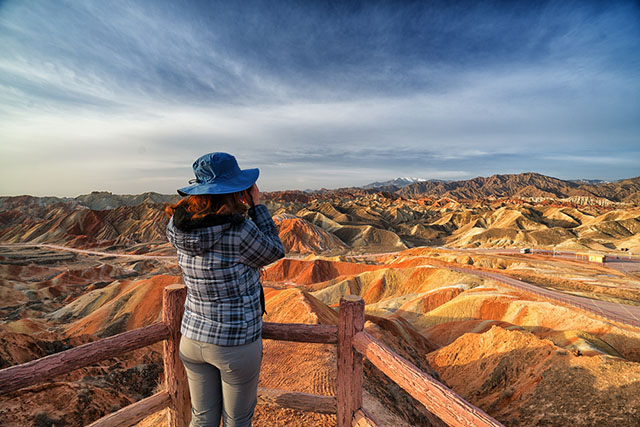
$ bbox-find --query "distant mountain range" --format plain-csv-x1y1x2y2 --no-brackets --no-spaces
360,173,638,205
1,173,638,209
569,179,609,185
361,175,615,192
361,177,431,189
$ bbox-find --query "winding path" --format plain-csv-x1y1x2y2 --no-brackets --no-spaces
361,248,640,328
0,243,175,261
449,266,640,328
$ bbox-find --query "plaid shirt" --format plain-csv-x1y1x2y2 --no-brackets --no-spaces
166,205,285,346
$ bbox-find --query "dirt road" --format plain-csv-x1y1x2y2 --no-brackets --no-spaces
365,247,640,328
449,266,640,328
0,243,176,261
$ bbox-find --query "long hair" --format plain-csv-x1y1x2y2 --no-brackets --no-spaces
165,189,252,219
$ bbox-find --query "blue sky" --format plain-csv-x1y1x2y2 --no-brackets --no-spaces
1,0,639,196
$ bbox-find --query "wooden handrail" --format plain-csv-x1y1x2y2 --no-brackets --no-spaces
257,387,336,414
337,295,364,426
1,286,507,427
263,322,337,343
162,284,189,427
86,391,171,427
0,322,170,395
352,408,380,427
352,329,503,427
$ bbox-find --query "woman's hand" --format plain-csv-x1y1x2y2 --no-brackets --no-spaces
249,184,261,206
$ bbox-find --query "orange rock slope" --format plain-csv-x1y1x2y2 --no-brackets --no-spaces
427,325,640,426
60,275,183,337
273,214,348,254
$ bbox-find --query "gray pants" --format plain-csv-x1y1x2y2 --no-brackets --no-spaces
179,336,262,427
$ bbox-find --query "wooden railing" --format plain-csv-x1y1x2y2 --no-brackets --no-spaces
0,285,189,427
0,285,503,427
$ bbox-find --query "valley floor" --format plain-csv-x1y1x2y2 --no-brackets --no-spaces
1,243,640,426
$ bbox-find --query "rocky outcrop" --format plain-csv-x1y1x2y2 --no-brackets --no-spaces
273,214,348,254
0,204,170,247
57,275,182,337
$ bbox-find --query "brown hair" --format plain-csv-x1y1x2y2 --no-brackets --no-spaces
165,189,252,219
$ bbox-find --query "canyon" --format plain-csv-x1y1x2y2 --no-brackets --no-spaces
1,172,639,426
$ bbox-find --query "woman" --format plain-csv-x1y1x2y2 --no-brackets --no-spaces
166,152,285,426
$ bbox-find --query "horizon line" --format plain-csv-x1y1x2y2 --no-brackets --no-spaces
2,171,638,199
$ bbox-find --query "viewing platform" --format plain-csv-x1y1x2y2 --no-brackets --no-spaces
0,284,503,426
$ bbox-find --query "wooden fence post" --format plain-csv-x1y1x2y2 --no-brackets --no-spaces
163,284,190,427
337,295,365,427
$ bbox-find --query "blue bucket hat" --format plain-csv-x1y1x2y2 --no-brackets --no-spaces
177,152,259,196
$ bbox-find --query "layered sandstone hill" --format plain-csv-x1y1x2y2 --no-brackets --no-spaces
2,241,640,425
586,176,640,205
2,173,640,255
54,275,183,337
263,252,640,359
0,203,170,248
2,178,640,425
0,191,179,211
399,172,589,199
430,248,640,304
267,193,640,253
74,191,179,210
258,250,640,425
0,250,171,426
273,214,348,254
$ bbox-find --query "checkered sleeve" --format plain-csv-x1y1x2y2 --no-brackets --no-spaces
240,204,285,268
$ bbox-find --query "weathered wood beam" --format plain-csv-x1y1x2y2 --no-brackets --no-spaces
352,408,380,427
263,322,337,344
337,295,364,427
257,387,337,414
162,284,190,427
353,331,504,427
86,391,171,427
0,322,170,395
